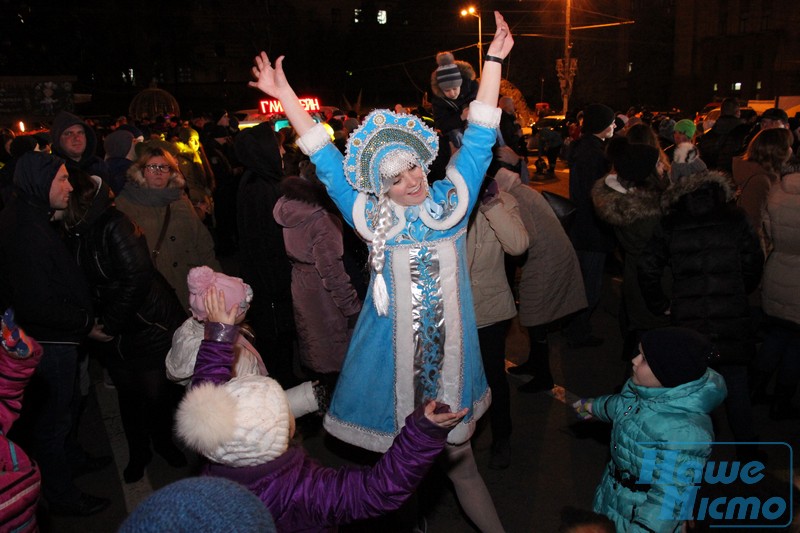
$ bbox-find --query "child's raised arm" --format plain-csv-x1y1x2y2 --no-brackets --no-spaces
249,53,316,137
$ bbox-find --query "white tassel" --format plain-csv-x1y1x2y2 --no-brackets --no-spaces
372,272,390,316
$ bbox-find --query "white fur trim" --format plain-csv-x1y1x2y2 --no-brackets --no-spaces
447,387,491,445
352,193,406,242
438,242,462,412
467,100,502,129
296,123,331,156
672,142,695,164
393,250,414,430
418,167,469,230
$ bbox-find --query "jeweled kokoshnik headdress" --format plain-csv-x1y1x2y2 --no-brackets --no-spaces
344,110,439,196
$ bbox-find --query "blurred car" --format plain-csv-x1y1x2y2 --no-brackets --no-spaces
525,114,567,153
697,106,756,134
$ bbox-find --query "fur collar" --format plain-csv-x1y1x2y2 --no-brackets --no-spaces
592,174,663,226
660,170,734,210
126,163,185,190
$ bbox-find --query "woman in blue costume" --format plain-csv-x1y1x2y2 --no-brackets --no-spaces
250,12,513,532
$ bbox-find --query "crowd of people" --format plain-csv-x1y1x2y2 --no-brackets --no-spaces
0,10,798,532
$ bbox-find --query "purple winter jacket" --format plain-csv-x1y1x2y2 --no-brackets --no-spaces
192,323,450,533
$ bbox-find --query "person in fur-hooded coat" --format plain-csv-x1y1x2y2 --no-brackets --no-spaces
430,51,479,147
273,175,362,377
115,145,220,312
592,139,670,359
638,169,764,445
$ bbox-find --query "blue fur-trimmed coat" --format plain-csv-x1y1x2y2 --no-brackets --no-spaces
299,101,500,452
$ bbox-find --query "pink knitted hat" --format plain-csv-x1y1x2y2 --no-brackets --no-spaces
187,266,253,321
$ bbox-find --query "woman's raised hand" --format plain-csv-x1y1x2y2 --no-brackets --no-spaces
248,52,290,98
486,11,514,60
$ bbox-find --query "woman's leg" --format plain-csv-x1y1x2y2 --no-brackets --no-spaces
443,441,505,533
477,321,512,469
518,324,554,393
106,361,153,483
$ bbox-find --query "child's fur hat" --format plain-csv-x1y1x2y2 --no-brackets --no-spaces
176,375,291,467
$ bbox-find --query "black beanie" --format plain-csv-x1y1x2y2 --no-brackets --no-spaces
583,104,616,134
612,141,660,187
641,327,712,388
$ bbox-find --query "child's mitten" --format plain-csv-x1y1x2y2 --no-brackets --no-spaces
572,398,593,420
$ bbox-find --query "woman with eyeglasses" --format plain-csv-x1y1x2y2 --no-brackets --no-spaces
116,145,221,311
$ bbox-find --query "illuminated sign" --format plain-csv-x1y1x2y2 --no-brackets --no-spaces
259,97,320,115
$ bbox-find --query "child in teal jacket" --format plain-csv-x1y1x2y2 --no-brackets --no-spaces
575,327,727,532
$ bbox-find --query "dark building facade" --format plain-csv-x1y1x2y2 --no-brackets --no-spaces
672,0,800,115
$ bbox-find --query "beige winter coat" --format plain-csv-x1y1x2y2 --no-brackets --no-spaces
762,171,800,325
116,181,220,312
494,168,587,327
467,191,529,327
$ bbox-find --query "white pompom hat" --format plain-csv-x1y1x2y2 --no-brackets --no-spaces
176,375,292,467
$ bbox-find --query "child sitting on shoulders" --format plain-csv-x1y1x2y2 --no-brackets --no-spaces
167,266,319,418
176,288,467,532
574,327,727,533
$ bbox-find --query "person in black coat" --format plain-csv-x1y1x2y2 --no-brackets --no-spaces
565,104,617,348
63,169,188,483
638,170,764,456
234,122,297,387
0,152,110,515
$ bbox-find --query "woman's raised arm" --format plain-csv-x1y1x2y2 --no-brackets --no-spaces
249,53,316,136
475,12,514,107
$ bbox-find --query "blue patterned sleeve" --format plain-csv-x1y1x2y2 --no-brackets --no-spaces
309,144,358,228
449,101,502,214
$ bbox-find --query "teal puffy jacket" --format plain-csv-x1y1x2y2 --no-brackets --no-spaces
591,369,727,532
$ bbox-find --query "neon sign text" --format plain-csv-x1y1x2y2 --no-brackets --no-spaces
259,97,320,114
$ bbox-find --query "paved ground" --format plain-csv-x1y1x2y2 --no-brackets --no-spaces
44,161,800,532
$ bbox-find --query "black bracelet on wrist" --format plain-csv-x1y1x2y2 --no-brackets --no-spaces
485,55,503,64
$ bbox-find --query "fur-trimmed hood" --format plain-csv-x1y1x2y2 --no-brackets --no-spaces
592,174,664,226
430,60,477,99
660,170,735,212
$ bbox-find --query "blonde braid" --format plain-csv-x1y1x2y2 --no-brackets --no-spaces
369,195,393,316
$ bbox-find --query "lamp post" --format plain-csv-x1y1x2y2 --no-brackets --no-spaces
556,0,578,114
460,6,482,78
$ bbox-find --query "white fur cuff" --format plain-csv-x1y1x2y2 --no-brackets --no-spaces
297,123,331,156
467,101,502,129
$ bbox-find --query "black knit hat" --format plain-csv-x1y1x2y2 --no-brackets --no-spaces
611,140,660,187
641,327,712,388
435,52,463,91
583,104,616,134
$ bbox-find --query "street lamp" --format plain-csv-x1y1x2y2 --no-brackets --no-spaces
460,6,482,78
556,0,577,114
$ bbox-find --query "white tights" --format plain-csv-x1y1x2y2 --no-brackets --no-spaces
443,442,505,533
